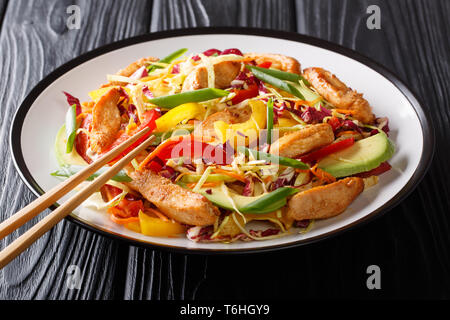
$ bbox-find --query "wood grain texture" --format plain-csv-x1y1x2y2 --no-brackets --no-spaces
0,0,152,299
0,0,449,299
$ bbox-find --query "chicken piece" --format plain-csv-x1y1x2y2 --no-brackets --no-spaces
269,123,334,158
90,88,121,152
193,104,251,141
182,60,241,91
127,170,219,226
117,56,158,77
287,177,364,220
244,53,301,74
109,56,159,86
303,67,375,124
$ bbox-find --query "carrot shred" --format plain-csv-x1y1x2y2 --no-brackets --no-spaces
110,215,139,225
212,169,246,183
310,164,336,183
76,113,86,122
145,208,169,222
186,182,220,189
334,109,357,115
294,97,322,109
174,171,193,182
107,206,128,218
336,130,358,137
138,136,183,171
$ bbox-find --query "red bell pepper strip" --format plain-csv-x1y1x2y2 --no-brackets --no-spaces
108,198,144,218
101,109,160,163
300,137,355,163
356,162,392,178
75,114,93,164
140,135,229,171
138,135,185,171
124,109,159,152
100,184,123,202
231,83,259,104
257,61,272,69
327,116,342,132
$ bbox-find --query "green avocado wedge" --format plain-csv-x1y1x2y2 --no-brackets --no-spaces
193,184,298,214
180,174,236,183
318,133,395,178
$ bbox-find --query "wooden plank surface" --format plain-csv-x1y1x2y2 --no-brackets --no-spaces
0,0,153,299
0,0,449,299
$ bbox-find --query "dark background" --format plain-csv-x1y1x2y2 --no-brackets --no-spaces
0,0,448,299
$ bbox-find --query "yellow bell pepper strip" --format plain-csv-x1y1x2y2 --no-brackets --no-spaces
65,104,78,153
138,210,186,237
275,117,299,127
147,88,229,109
155,103,205,132
245,65,306,100
147,48,188,73
89,86,131,102
214,99,267,144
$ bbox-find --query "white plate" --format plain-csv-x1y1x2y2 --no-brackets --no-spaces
10,28,434,253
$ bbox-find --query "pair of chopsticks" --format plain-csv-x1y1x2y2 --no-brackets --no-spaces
0,127,155,269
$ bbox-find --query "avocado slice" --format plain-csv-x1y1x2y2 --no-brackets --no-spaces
196,184,296,214
54,124,88,167
318,133,395,178
180,174,236,183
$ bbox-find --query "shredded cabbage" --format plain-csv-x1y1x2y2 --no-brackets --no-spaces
192,166,213,192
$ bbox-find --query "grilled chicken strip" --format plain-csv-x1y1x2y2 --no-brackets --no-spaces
287,177,364,220
244,53,301,74
269,123,334,158
182,60,241,91
193,104,251,141
303,67,375,124
90,88,121,152
109,56,159,86
127,170,219,226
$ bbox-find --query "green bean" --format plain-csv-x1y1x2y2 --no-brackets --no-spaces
65,104,77,153
266,98,274,145
148,48,188,73
237,146,310,170
246,65,306,99
246,65,311,86
147,88,229,109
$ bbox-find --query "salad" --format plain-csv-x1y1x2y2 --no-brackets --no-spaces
53,48,395,242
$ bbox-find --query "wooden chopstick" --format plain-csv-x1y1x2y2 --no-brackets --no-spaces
0,131,155,269
0,126,150,240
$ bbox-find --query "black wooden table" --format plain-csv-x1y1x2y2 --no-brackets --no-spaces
0,0,449,300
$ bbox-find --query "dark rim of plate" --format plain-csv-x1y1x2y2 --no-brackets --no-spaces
9,27,435,255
